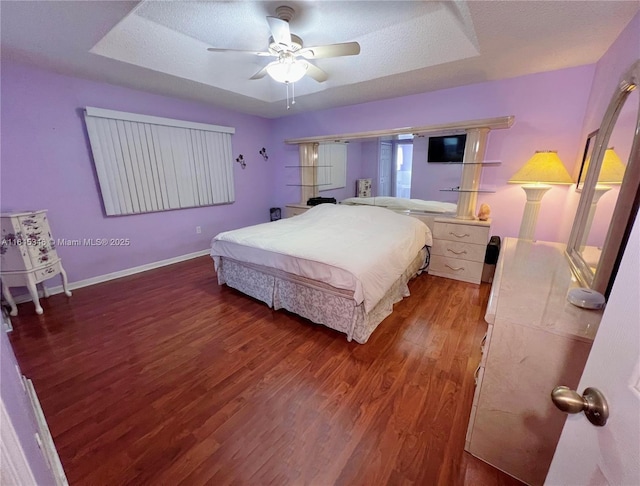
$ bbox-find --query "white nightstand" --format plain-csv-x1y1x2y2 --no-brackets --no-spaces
284,204,311,218
428,217,491,284
1,210,72,315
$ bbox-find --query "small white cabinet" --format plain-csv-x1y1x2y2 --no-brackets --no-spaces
0,210,71,315
428,217,490,284
284,204,311,218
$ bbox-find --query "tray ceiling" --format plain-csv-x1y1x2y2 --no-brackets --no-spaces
1,1,638,118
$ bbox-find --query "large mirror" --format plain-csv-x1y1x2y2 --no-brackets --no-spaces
340,135,463,202
289,116,512,219
567,60,640,297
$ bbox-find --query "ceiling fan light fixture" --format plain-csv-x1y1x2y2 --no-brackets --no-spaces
267,58,307,84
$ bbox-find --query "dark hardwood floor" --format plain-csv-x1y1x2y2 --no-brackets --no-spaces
8,256,523,485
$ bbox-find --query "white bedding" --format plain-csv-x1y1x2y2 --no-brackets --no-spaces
341,196,457,213
210,204,431,312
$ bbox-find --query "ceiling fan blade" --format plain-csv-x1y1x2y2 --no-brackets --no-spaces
297,42,361,59
267,16,291,48
207,48,272,57
300,61,328,83
250,63,275,80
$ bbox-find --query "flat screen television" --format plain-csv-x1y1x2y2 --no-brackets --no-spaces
428,134,467,163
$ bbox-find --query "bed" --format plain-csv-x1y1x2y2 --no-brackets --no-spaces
210,204,432,343
340,196,456,230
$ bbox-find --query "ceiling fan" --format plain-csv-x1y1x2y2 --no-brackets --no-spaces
207,6,360,85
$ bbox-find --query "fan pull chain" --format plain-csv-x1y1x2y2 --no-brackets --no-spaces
285,82,297,110
286,82,290,110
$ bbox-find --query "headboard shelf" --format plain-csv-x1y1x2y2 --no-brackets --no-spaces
284,116,514,145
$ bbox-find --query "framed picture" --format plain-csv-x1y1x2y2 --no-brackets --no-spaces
577,129,598,192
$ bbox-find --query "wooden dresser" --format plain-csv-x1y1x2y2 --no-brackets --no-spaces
0,210,72,315
465,238,602,485
428,217,491,284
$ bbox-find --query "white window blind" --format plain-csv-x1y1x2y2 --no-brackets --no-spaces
318,142,347,192
84,107,235,216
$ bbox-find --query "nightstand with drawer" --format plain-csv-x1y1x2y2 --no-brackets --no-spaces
284,204,311,218
428,217,491,284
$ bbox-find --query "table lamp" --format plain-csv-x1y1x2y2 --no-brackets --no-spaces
596,147,626,185
581,147,627,248
509,150,573,240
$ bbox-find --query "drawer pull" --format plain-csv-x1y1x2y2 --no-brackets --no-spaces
447,248,467,255
449,231,471,239
445,264,465,272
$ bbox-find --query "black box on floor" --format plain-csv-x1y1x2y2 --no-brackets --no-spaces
270,207,281,221
482,236,501,283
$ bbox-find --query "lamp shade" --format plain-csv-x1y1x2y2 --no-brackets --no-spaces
508,151,574,185
598,148,626,184
266,60,307,83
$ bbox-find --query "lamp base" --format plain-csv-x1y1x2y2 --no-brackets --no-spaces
518,185,552,240
580,185,612,248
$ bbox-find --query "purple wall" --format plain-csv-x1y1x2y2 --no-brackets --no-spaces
579,13,640,141
270,65,595,242
563,12,640,244
1,61,272,284
1,329,56,484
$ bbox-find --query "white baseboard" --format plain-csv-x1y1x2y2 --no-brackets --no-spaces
13,249,211,304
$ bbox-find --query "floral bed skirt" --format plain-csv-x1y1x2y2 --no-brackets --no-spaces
215,248,426,344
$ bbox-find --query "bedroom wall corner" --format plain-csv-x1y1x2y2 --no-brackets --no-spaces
556,11,640,243
0,60,274,285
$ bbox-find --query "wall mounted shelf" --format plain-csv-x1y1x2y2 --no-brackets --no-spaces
284,117,514,145
285,165,330,168
286,184,331,187
440,188,496,193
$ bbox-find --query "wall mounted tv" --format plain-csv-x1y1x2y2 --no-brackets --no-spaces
427,134,467,163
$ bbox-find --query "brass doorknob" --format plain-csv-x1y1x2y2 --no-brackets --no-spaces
551,386,609,426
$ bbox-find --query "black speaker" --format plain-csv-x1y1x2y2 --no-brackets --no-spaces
270,207,281,221
485,236,501,264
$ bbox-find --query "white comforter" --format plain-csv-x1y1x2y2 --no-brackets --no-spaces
341,196,457,213
210,204,431,312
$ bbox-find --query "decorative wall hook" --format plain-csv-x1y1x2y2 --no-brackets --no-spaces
259,147,269,161
236,154,246,169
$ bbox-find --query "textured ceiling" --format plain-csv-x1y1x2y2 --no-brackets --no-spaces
1,1,638,118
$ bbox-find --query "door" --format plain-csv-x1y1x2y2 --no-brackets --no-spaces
378,141,393,196
394,141,413,199
545,211,640,485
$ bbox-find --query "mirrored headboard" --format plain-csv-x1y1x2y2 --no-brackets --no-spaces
285,116,514,220
567,60,640,297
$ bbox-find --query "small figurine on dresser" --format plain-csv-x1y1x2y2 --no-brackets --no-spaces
478,203,491,221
